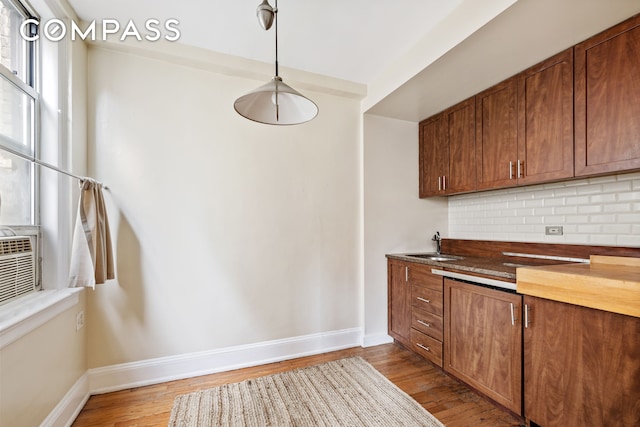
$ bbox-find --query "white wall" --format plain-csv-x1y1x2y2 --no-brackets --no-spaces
85,45,363,368
449,172,640,246
362,114,447,346
0,292,87,427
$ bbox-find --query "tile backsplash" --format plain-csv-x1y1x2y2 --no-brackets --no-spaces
449,171,640,247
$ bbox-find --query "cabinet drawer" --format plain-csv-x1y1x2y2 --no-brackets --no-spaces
411,329,443,367
408,264,443,291
412,285,443,316
412,307,443,341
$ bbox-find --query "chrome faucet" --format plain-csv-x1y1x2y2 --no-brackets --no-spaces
432,231,441,255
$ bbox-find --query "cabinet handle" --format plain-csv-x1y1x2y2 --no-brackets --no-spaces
438,176,442,191
510,303,517,326
509,161,514,180
417,319,431,328
416,343,431,352
517,160,522,178
405,266,409,282
417,297,431,304
524,304,530,328
442,175,446,191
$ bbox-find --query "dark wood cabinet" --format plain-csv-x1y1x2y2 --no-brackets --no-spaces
420,16,640,198
574,14,640,177
409,264,444,367
517,48,574,184
387,259,411,347
388,260,444,366
476,49,574,191
420,97,476,197
444,278,523,415
475,77,518,190
523,295,640,426
419,114,447,197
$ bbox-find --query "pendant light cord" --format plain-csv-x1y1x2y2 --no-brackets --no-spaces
274,0,279,77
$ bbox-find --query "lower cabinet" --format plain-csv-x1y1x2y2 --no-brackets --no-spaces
387,259,411,348
444,278,523,415
523,296,640,426
409,265,444,367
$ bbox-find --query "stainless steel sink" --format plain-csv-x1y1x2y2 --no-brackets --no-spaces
405,253,461,262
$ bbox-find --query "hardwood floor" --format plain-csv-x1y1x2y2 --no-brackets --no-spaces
72,343,523,426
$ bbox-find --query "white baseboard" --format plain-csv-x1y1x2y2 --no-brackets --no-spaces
89,327,363,394
40,372,90,427
362,333,394,348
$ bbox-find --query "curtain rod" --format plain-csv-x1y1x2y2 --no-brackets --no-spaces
0,145,107,189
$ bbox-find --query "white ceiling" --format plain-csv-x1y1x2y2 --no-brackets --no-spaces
65,0,464,84
65,0,640,122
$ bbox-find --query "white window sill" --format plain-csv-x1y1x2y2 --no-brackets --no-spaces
0,288,84,350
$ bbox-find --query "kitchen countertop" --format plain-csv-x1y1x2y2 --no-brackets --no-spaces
386,252,565,281
517,255,640,318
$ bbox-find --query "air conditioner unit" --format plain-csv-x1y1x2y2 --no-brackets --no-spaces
0,235,36,306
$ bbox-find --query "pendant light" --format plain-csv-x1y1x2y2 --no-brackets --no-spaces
234,0,318,125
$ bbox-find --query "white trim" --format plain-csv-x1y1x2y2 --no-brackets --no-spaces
362,333,394,348
89,327,363,394
0,288,83,349
39,372,90,427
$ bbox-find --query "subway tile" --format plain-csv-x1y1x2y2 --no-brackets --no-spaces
602,181,632,193
577,224,602,234
566,196,591,206
576,185,604,195
617,213,640,223
617,191,640,202
533,207,554,216
544,198,565,207
589,234,618,245
618,234,640,246
555,206,578,215
590,193,617,204
602,224,632,234
603,203,632,213
553,187,578,197
589,214,618,224
577,205,603,214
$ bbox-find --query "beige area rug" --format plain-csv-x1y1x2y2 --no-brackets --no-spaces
168,356,444,426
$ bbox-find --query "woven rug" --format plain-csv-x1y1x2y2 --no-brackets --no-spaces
168,356,444,426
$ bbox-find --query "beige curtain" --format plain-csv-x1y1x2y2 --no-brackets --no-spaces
69,179,115,288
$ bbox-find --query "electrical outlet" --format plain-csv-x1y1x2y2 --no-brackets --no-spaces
76,310,85,331
545,226,563,236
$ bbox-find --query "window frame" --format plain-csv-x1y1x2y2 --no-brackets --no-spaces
0,0,42,300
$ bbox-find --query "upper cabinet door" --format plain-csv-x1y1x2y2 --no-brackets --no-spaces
475,77,518,190
444,97,476,194
575,15,640,176
419,114,448,197
517,48,574,184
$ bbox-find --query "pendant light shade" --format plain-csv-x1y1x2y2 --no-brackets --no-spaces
256,0,275,30
234,0,318,125
234,77,318,125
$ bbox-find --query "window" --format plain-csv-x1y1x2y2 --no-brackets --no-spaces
0,0,40,304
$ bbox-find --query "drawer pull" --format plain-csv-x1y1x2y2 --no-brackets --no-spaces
416,343,430,352
417,319,431,328
417,297,431,304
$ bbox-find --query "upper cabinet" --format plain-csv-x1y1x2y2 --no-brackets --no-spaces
476,48,574,190
574,14,640,176
517,48,575,185
420,97,476,197
419,15,640,197
475,77,518,190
